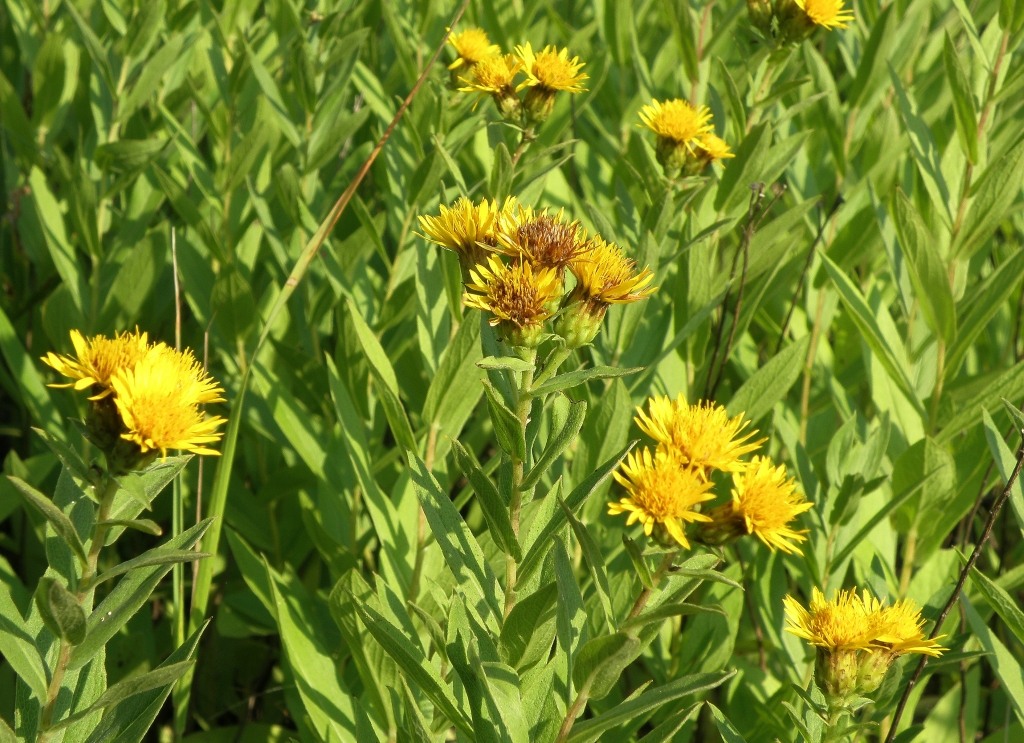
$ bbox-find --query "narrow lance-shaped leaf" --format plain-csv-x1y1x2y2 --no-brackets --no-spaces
450,440,520,560
8,475,88,567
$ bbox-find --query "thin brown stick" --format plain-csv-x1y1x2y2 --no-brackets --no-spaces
884,429,1024,742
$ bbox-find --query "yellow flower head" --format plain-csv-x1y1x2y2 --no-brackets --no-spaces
609,448,715,549
639,99,713,150
796,0,854,29
418,196,514,266
784,588,873,650
695,132,735,162
635,396,763,477
458,53,522,95
567,236,656,307
728,456,813,554
110,345,226,457
42,329,152,399
495,206,587,273
871,599,946,658
515,43,588,94
447,27,500,70
464,255,562,346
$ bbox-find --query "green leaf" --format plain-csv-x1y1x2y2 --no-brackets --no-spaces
500,582,558,669
529,366,642,397
708,702,748,743
559,497,614,629
35,576,87,645
0,585,49,702
96,519,163,537
345,299,417,453
408,453,503,627
820,254,920,411
68,519,212,670
727,335,810,424
450,440,519,559
478,356,535,373
93,548,208,588
982,409,1024,535
519,442,634,583
422,316,484,437
937,359,1024,443
714,122,770,213
942,33,978,163
572,632,642,702
95,138,170,172
490,142,513,200
967,563,1024,645
355,601,472,736
621,602,725,632
0,718,16,743
890,190,956,344
962,597,1024,727
522,399,587,491
567,670,737,743
8,475,88,566
50,661,194,732
622,535,653,590
32,427,92,484
955,139,1024,259
483,381,527,461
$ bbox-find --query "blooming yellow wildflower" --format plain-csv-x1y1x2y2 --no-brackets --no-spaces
872,599,946,657
639,99,713,151
42,329,151,399
785,588,945,700
695,132,734,163
635,396,762,477
447,27,499,70
609,447,715,549
458,53,522,95
515,43,588,94
110,345,226,457
418,196,514,267
567,236,655,307
463,255,562,347
727,456,813,554
494,206,586,274
796,0,854,29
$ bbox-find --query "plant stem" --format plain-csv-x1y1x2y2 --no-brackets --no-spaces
38,475,119,741
823,704,850,743
626,551,678,621
510,127,537,168
504,348,537,618
531,345,572,389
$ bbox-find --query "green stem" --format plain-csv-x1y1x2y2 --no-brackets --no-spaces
531,345,572,389
504,348,537,619
38,475,119,741
823,704,851,743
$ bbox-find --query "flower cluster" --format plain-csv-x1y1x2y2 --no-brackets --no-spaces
746,0,855,45
610,394,812,553
43,329,226,470
448,27,587,126
639,98,734,179
784,588,945,700
418,196,654,349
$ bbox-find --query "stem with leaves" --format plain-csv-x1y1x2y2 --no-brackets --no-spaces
504,347,537,618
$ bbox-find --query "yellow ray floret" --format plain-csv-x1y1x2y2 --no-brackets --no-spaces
783,588,874,650
609,447,715,548
696,132,735,162
418,196,515,257
796,0,854,29
730,456,813,554
42,329,152,399
463,255,562,329
447,27,499,70
639,99,714,149
871,599,946,657
515,43,588,93
635,396,762,476
458,53,522,95
110,345,226,457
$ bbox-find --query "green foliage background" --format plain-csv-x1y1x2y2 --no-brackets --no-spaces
1,0,1023,740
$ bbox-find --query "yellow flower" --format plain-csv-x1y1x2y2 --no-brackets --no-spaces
418,196,514,267
796,0,854,29
447,27,499,70
639,99,713,150
42,329,151,399
463,255,562,347
784,588,874,651
727,456,813,554
609,447,715,549
494,205,586,274
634,396,762,477
458,53,522,95
110,345,226,457
695,132,734,162
567,236,656,306
872,600,946,658
785,588,945,701
515,43,588,94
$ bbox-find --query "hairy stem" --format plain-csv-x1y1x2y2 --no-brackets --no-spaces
504,348,537,618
